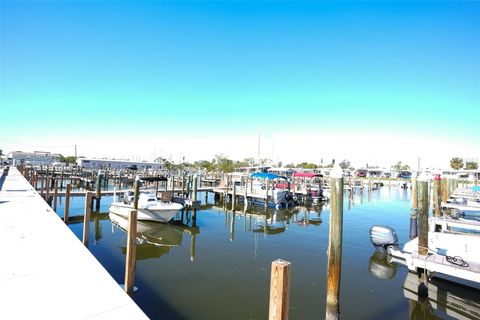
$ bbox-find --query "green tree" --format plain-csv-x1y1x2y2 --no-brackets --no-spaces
450,157,464,170
465,161,478,170
59,155,76,164
296,162,318,169
215,154,235,172
339,159,351,169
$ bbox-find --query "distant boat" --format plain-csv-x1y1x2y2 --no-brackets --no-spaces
109,191,183,223
248,172,294,208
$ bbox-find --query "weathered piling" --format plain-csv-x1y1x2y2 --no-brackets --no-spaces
53,178,59,211
410,173,418,240
124,209,138,295
441,178,447,204
193,175,198,203
83,192,93,246
95,173,102,211
64,184,71,224
265,180,269,208
133,177,140,210
45,176,51,204
268,259,291,320
433,176,441,217
244,177,249,209
232,183,236,211
325,165,344,320
417,178,429,256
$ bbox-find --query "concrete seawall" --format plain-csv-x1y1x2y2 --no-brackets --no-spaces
0,167,148,319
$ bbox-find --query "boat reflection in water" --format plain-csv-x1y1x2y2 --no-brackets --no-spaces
109,212,194,260
368,251,397,280
368,252,480,319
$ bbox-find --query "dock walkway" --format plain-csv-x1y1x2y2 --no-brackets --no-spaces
0,168,148,319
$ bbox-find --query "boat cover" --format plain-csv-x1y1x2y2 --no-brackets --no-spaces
250,172,286,180
292,172,323,178
472,186,480,192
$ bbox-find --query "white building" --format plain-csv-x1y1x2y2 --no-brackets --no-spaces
7,151,61,165
76,158,162,170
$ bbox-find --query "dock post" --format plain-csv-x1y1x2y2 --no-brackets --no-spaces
265,179,269,208
95,172,102,211
45,176,51,205
410,173,418,239
193,175,198,203
268,259,291,320
441,177,447,206
53,178,59,211
83,191,93,246
172,175,175,196
244,177,249,209
417,178,429,256
40,175,45,197
60,169,64,191
124,209,138,295
433,175,441,217
133,176,140,209
64,184,71,224
325,164,344,320
182,174,186,197
232,182,236,211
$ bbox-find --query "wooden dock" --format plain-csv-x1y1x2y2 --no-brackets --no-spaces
0,168,148,319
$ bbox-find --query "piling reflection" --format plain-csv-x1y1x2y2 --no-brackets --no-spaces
109,213,199,261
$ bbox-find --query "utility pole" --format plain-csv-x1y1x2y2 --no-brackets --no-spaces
75,145,77,160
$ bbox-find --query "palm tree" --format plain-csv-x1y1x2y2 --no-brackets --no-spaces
450,157,464,170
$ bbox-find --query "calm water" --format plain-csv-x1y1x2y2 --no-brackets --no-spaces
54,187,479,319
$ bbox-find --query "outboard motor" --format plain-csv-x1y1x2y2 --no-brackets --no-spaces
369,225,399,253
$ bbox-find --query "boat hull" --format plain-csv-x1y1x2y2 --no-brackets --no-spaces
109,202,182,223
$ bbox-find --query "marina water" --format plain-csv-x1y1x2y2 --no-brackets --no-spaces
54,187,478,319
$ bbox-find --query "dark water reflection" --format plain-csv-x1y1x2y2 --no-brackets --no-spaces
54,187,479,319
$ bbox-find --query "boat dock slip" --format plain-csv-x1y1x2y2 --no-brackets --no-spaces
0,168,148,319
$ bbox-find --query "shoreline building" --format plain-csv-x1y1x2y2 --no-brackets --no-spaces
76,158,162,170
7,151,62,165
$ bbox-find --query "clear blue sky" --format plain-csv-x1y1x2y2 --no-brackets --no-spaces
1,1,479,165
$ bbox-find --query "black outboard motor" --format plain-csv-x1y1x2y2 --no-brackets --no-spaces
369,225,399,253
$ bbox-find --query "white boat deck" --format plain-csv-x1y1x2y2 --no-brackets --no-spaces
0,168,149,319
405,250,480,284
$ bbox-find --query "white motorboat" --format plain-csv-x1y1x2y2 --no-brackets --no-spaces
369,216,480,284
109,191,183,223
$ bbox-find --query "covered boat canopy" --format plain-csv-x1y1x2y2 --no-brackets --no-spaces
292,172,323,178
140,176,168,182
250,172,287,180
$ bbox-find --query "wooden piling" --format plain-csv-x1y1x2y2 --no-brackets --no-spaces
45,176,50,204
325,165,344,320
232,183,236,211
53,178,59,211
441,178,447,204
64,184,71,224
193,175,198,203
417,180,429,256
268,259,291,320
133,177,140,210
83,192,93,246
124,209,138,295
95,173,101,211
410,173,418,240
433,176,441,217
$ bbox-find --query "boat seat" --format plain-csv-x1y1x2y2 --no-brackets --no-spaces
161,191,172,202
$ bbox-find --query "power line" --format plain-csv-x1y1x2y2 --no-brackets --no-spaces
0,138,74,149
